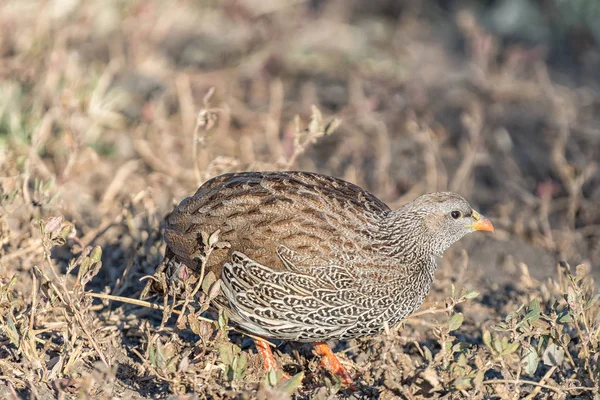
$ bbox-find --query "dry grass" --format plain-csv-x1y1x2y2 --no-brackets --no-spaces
1,0,600,398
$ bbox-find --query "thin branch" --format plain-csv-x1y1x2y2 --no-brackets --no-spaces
84,292,275,347
85,292,182,316
522,366,556,400
483,378,594,394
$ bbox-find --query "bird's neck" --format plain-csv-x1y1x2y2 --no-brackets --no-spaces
375,210,436,271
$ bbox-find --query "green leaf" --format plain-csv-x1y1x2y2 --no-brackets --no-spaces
483,329,492,350
443,341,453,353
522,346,539,375
155,340,166,369
542,342,564,366
218,343,233,365
566,286,577,305
505,312,517,323
493,322,509,331
463,290,480,300
501,342,520,356
78,257,91,277
585,294,599,310
217,310,228,331
266,368,278,386
90,245,103,263
528,298,541,312
515,298,541,327
5,314,19,346
454,377,472,390
324,118,341,136
8,275,18,291
493,338,503,354
452,342,469,353
276,371,305,394
524,308,541,324
57,224,74,244
201,271,216,294
448,313,464,332
149,344,156,367
235,353,247,378
557,308,572,324
207,280,222,302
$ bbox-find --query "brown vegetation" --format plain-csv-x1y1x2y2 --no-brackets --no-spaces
1,1,599,398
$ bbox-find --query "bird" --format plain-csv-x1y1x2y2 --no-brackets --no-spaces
161,171,494,385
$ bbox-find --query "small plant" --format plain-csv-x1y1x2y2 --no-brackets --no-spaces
218,342,248,382
409,286,482,394
259,369,305,399
2,4,600,398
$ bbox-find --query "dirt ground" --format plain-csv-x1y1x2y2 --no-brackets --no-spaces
1,1,599,399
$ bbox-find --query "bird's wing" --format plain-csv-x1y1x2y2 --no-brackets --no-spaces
164,171,390,276
218,251,394,341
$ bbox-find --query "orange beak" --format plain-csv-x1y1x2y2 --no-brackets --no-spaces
469,210,494,232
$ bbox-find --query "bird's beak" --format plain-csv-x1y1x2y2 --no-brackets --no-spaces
468,210,494,232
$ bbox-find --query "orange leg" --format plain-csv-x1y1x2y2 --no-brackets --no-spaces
313,342,354,385
254,339,290,379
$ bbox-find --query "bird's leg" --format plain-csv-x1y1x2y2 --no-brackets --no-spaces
254,338,290,379
313,342,354,385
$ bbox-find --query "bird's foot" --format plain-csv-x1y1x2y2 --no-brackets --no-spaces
313,342,355,387
254,338,291,380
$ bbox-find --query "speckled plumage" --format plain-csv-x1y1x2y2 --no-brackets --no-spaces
164,171,491,342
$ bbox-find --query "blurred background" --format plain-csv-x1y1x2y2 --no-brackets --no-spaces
2,0,599,281
1,0,599,397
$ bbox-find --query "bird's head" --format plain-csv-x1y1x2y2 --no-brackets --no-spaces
395,192,494,257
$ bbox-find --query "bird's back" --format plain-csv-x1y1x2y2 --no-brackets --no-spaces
164,171,391,278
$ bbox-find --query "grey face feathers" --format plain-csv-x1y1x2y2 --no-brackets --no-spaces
390,192,493,258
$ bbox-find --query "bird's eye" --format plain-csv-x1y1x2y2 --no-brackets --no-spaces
451,211,462,219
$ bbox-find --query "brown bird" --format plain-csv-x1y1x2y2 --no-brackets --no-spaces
162,171,494,384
